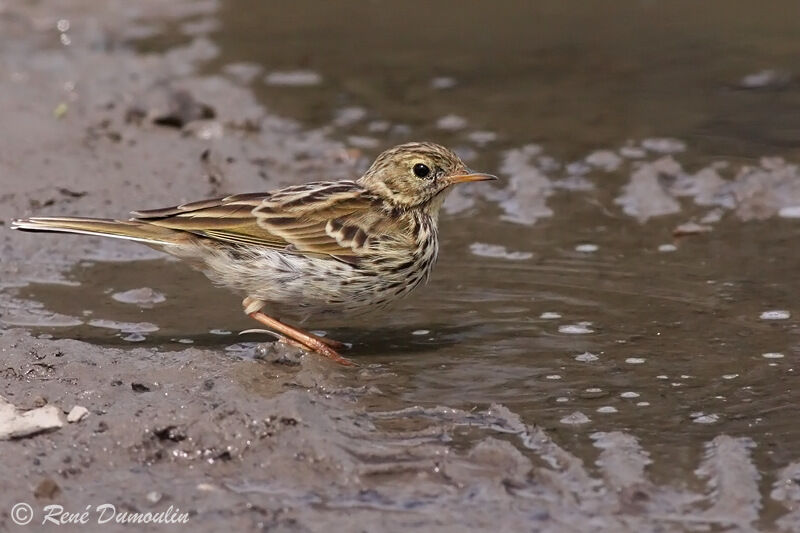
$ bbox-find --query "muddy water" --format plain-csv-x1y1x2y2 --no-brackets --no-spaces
8,0,800,526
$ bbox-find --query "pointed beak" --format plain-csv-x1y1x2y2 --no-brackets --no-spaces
446,172,498,185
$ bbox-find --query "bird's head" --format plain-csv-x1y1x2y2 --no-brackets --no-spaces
358,142,496,214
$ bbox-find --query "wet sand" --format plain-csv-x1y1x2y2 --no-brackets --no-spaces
2,1,800,531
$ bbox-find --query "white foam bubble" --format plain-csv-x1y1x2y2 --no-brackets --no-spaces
560,411,591,425
540,312,562,319
760,310,790,320
596,406,618,414
574,243,599,253
559,324,594,334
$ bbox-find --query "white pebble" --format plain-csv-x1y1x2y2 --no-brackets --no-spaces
540,312,561,319
636,401,650,407
545,374,562,380
575,244,598,253
762,352,785,359
656,375,668,380
560,412,591,425
760,310,790,320
620,391,639,398
658,244,677,252
67,405,89,423
559,324,594,334
412,329,430,336
574,352,599,362
625,357,646,364
596,406,618,414
722,374,739,380
555,397,569,403
585,387,602,393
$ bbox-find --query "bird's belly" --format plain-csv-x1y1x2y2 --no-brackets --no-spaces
199,247,429,316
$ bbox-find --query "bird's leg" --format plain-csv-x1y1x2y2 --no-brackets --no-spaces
247,311,355,366
242,297,354,366
242,297,347,349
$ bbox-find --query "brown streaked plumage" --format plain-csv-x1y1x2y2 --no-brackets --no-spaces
11,142,496,365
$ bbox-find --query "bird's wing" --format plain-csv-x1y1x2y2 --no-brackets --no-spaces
132,181,389,261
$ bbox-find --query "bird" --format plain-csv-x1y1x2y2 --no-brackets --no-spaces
11,142,497,365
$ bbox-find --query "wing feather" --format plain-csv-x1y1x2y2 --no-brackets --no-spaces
132,181,389,258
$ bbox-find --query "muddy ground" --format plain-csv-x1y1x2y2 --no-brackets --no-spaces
2,1,800,532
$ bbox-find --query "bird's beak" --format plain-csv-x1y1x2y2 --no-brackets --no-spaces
446,172,498,185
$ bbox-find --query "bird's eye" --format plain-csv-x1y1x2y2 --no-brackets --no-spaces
413,163,431,178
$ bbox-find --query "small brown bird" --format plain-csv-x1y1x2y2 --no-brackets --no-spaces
12,142,496,365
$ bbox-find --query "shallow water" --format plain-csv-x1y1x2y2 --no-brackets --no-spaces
6,0,800,527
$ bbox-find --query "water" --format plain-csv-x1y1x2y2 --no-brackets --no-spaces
7,0,800,526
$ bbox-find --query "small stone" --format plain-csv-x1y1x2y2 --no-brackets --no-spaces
146,491,163,504
67,406,89,423
539,312,561,319
762,352,785,359
575,352,599,362
620,391,640,398
596,406,618,414
625,357,646,364
658,244,677,252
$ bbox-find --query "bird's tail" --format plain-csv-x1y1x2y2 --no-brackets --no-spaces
10,216,183,246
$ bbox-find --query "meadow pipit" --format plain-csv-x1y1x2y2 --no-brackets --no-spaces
12,142,496,365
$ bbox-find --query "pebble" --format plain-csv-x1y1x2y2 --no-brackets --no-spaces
625,357,646,364
762,352,785,359
620,392,640,399
658,244,677,252
575,352,599,362
412,329,430,336
596,406,618,414
539,312,561,319
66,405,89,423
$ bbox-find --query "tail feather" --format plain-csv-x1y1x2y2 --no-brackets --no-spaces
10,216,182,246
